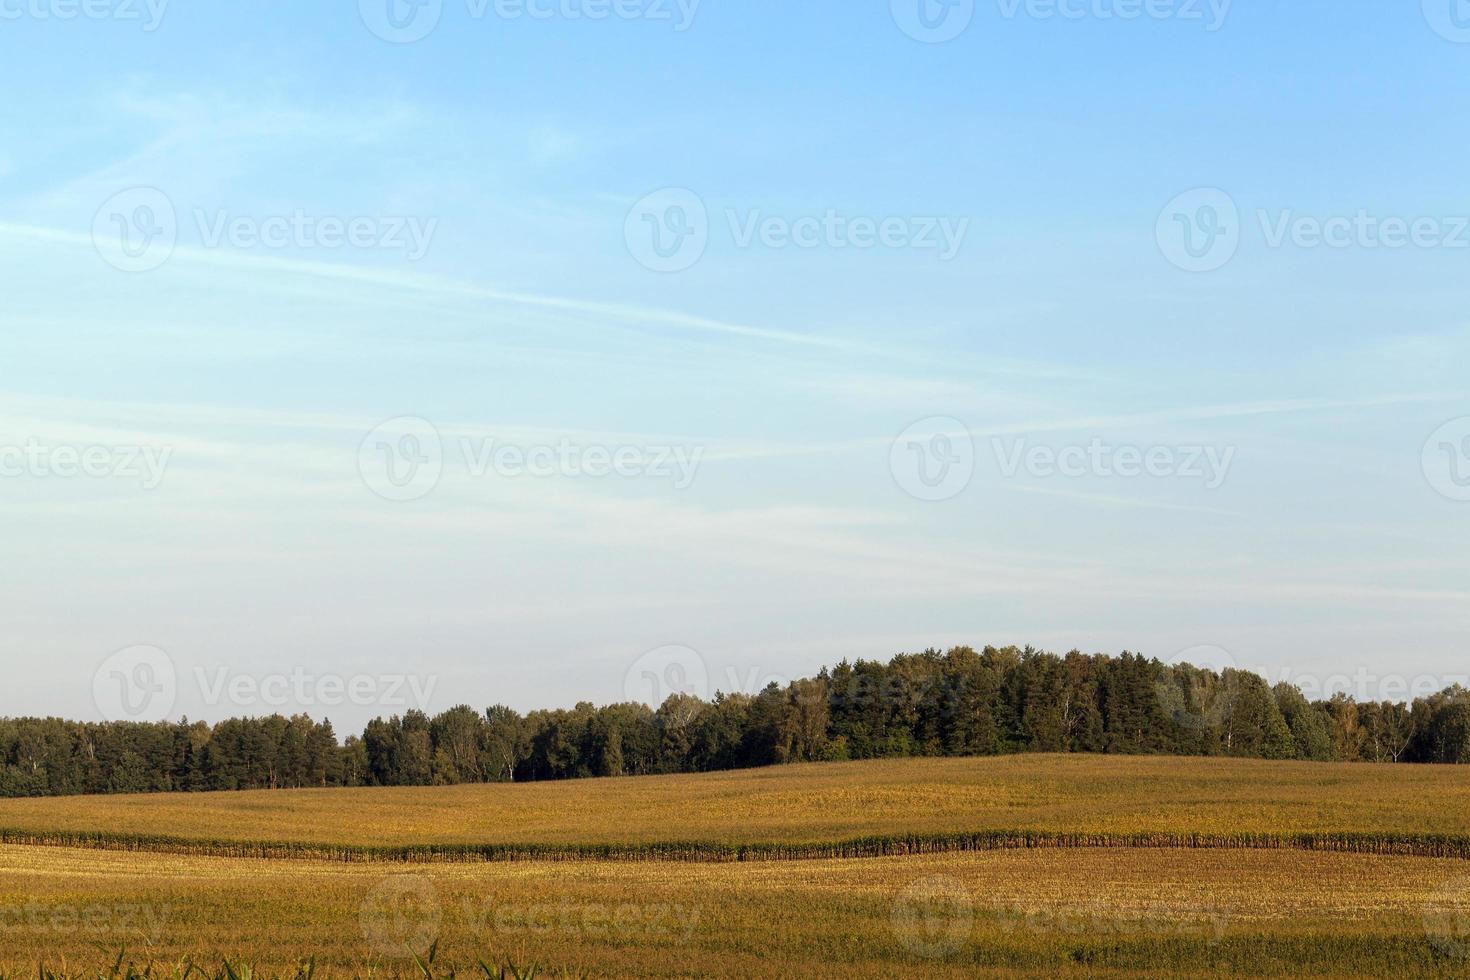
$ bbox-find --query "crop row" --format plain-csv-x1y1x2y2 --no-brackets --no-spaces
4,826,1469,863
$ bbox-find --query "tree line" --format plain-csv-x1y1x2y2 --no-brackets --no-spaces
3,647,1467,797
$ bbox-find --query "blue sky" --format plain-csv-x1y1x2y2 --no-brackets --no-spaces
3,0,1469,729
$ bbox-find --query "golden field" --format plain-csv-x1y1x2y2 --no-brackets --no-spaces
2,845,1469,977
1,756,1469,977
1,755,1468,850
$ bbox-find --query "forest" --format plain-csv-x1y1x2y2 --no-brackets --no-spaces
2,646,1467,797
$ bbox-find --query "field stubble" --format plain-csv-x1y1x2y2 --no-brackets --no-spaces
1,756,1468,977
2,845,1469,977
0,755,1467,855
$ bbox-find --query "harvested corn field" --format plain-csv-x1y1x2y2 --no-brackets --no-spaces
1,757,1469,976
